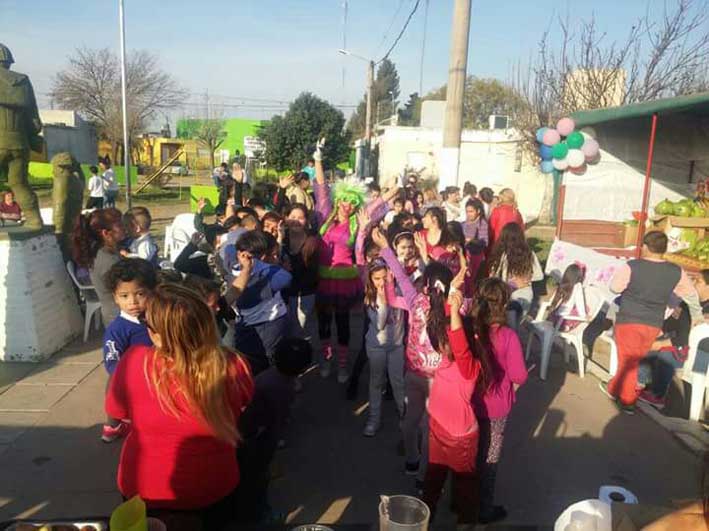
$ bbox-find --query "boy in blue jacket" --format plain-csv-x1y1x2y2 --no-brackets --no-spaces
226,230,292,375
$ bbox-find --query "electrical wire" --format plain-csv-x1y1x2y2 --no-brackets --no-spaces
373,0,407,56
380,0,421,62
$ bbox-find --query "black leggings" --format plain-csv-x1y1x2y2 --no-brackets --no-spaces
318,308,350,346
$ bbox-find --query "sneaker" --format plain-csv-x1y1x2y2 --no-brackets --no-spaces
614,399,636,415
363,419,380,437
598,380,615,400
638,390,666,409
320,360,331,379
479,505,508,524
337,367,349,384
101,422,129,443
405,460,420,476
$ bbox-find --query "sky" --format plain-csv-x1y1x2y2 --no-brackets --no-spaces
1,0,702,123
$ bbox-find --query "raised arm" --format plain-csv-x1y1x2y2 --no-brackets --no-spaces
375,228,417,311
447,289,480,381
312,139,332,226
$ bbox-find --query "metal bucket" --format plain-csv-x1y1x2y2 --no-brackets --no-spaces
379,495,430,531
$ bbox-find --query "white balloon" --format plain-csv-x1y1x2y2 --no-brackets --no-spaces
552,158,569,171
567,149,585,168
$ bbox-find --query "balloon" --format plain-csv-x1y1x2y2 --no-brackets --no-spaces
586,152,601,165
552,158,569,171
552,142,569,160
567,131,585,149
569,164,587,175
557,117,576,136
567,149,585,168
536,127,548,144
540,160,554,174
581,138,600,158
542,128,561,146
539,144,553,161
581,131,593,141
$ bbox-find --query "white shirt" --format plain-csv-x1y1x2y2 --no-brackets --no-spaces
103,168,119,191
88,175,105,198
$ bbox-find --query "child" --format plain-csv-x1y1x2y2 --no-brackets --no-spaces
86,165,105,210
102,258,157,442
547,263,589,332
226,230,292,375
361,257,406,437
391,231,422,283
237,338,312,523
473,278,528,524
420,267,484,525
122,206,158,265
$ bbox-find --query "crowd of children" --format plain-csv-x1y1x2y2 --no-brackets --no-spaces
66,139,707,529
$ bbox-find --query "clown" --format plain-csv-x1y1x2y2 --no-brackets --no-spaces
313,138,399,382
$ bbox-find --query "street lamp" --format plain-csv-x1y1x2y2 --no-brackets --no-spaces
338,49,375,141
118,0,131,207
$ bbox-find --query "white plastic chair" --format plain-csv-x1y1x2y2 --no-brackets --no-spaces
166,213,198,263
596,330,619,377
685,323,709,421
525,286,606,380
66,261,102,342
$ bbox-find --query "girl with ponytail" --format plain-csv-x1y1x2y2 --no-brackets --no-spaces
72,207,126,324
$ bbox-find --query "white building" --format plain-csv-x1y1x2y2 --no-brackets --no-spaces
39,110,98,165
375,125,547,221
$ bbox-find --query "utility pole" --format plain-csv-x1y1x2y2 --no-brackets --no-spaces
118,0,131,207
365,60,374,141
440,0,471,189
419,0,429,95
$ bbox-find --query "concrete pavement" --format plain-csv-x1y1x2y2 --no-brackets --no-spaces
0,331,705,528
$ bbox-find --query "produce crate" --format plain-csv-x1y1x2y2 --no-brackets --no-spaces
663,252,709,272
623,223,639,248
650,215,709,236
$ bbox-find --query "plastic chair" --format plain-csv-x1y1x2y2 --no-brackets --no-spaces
685,323,709,421
166,213,198,263
525,286,606,380
66,261,102,342
596,330,619,377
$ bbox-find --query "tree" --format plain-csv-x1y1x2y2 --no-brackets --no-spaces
193,118,227,170
259,92,351,171
347,58,401,138
419,77,527,129
50,47,186,164
397,92,420,126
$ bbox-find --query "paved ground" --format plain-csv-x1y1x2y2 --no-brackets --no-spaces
0,312,705,528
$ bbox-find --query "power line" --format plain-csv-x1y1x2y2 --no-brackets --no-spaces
373,0,407,56
380,0,422,62
419,0,429,95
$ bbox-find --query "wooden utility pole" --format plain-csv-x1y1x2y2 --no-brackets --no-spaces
440,0,471,188
365,60,374,141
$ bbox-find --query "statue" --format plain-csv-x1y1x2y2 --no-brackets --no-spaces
51,152,84,259
0,43,43,230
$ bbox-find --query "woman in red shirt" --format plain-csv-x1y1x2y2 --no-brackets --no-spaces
106,283,253,528
488,188,523,246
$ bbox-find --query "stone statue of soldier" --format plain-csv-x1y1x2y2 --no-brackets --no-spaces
0,43,43,230
51,152,84,260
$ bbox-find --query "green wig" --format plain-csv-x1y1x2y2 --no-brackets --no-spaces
319,176,368,247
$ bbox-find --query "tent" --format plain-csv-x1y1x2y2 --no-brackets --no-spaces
557,92,709,254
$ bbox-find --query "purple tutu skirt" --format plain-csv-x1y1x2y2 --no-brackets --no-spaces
317,277,363,310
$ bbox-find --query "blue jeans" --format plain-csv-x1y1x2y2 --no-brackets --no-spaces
639,349,709,398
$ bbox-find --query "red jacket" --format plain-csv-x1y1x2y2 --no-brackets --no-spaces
489,204,523,245
106,345,253,510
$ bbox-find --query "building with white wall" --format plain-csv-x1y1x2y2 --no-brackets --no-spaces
39,110,97,165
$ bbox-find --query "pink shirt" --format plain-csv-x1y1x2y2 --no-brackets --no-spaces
319,221,354,267
427,327,480,437
473,326,527,420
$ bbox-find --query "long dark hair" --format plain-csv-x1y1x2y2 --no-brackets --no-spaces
284,203,319,268
72,208,123,268
470,278,507,391
425,207,455,248
364,259,388,309
488,222,533,278
447,221,466,248
466,198,486,220
423,262,454,359
550,263,585,312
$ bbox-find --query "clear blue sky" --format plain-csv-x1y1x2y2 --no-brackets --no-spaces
0,0,694,121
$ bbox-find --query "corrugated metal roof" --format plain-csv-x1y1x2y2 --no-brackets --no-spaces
571,91,709,127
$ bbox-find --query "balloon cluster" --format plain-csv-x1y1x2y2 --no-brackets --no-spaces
536,117,600,175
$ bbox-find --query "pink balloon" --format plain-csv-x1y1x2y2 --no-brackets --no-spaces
542,128,561,146
586,152,601,165
569,164,587,175
581,138,599,158
557,117,576,136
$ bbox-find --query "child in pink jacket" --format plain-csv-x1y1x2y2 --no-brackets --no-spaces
472,278,528,525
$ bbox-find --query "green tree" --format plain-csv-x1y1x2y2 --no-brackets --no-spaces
347,58,401,138
259,92,351,171
420,77,526,129
193,118,227,170
398,92,422,126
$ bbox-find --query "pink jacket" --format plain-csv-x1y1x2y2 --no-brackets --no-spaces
473,325,527,420
427,327,481,437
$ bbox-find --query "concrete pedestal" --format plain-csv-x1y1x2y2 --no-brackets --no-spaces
0,230,83,362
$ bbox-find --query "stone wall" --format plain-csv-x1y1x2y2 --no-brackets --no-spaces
0,233,83,362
